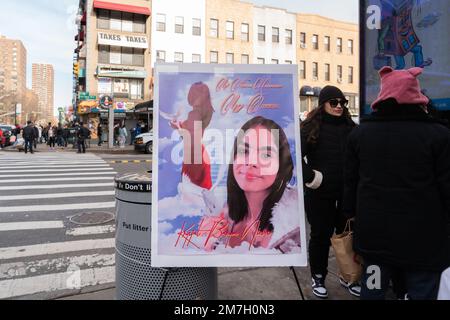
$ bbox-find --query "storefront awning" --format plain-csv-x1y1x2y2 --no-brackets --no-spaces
300,86,315,97
93,0,151,16
79,100,98,108
135,100,153,112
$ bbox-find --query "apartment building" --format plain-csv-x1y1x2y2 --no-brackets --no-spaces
151,0,206,65
32,64,55,123
297,14,359,115
253,6,297,65
206,0,253,64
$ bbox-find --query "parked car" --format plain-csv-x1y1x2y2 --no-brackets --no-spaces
0,124,16,147
134,130,153,154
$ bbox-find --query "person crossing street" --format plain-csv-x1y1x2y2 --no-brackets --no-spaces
22,121,37,154
76,122,90,154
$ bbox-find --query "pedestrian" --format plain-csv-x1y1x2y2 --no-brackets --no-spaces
118,124,128,148
22,120,36,154
77,122,90,154
97,123,103,146
47,123,56,149
56,123,64,147
62,125,69,147
343,67,450,300
33,123,39,149
0,127,4,150
300,85,358,299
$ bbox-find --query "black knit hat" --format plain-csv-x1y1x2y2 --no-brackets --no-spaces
318,85,346,106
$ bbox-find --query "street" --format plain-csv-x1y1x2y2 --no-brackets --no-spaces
0,149,151,299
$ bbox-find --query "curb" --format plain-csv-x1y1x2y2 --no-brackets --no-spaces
108,160,152,164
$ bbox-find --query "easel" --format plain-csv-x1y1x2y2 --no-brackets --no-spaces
290,267,306,300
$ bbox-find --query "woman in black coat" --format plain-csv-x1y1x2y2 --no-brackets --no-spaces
344,67,450,300
301,86,357,299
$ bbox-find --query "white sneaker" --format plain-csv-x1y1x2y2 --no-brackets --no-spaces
312,274,328,299
339,277,361,297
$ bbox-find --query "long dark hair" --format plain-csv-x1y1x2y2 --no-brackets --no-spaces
300,104,355,145
227,116,294,232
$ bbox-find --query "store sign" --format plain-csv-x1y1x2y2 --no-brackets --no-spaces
100,95,113,109
97,67,147,79
98,32,148,49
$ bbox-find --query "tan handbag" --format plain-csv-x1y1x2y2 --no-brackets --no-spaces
331,219,363,284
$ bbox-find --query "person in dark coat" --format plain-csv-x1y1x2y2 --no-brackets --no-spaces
97,123,103,146
301,85,357,299
22,121,36,154
33,124,39,149
344,66,450,300
77,122,90,154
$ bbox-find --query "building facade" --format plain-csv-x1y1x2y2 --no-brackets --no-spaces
32,63,54,123
151,0,206,65
74,0,152,136
206,0,253,64
296,14,359,115
253,6,297,65
0,35,27,124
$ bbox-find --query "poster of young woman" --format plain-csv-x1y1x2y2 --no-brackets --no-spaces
151,63,307,267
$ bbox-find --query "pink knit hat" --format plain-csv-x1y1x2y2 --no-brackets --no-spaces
371,66,429,110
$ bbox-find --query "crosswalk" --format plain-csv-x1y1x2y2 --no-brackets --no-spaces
0,152,117,299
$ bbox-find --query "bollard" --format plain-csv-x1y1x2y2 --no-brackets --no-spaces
115,172,218,300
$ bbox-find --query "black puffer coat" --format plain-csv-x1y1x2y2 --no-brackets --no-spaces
344,107,450,271
301,112,356,199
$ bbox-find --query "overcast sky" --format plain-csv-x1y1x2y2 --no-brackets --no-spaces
0,0,358,113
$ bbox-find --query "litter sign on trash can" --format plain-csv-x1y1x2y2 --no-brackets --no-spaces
115,172,217,300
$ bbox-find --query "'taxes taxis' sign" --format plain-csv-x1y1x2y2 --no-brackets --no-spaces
98,32,148,49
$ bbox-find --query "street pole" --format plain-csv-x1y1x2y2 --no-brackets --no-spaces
108,106,114,149
14,103,16,125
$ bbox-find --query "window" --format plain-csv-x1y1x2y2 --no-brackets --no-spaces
272,27,279,43
98,45,109,64
97,11,146,33
241,23,249,41
110,11,122,31
97,9,110,29
257,57,265,64
133,14,146,33
156,50,166,62
272,59,279,64
337,38,342,53
226,53,234,64
210,19,218,38
286,29,292,45
348,66,354,83
98,46,145,66
210,51,218,63
324,36,330,51
258,25,266,41
241,54,249,64
174,52,184,63
337,65,343,81
285,60,292,64
175,16,184,34
110,46,121,64
156,14,166,32
193,18,201,36
121,12,133,32
312,34,319,50
121,47,133,65
113,78,129,98
130,79,144,100
226,21,234,39
313,62,318,79
300,32,306,47
325,63,330,81
192,54,201,63
300,60,306,79
348,39,354,55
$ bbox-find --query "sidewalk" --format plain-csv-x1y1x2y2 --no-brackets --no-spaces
59,256,362,300
2,143,140,155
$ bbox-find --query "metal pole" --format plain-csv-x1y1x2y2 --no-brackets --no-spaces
14,104,17,125
108,107,114,149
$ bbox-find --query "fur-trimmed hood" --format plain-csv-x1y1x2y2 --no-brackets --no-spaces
268,187,301,247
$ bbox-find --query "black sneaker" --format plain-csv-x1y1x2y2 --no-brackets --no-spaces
339,277,361,298
312,274,328,299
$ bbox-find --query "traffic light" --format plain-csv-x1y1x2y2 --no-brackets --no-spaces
73,62,79,77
